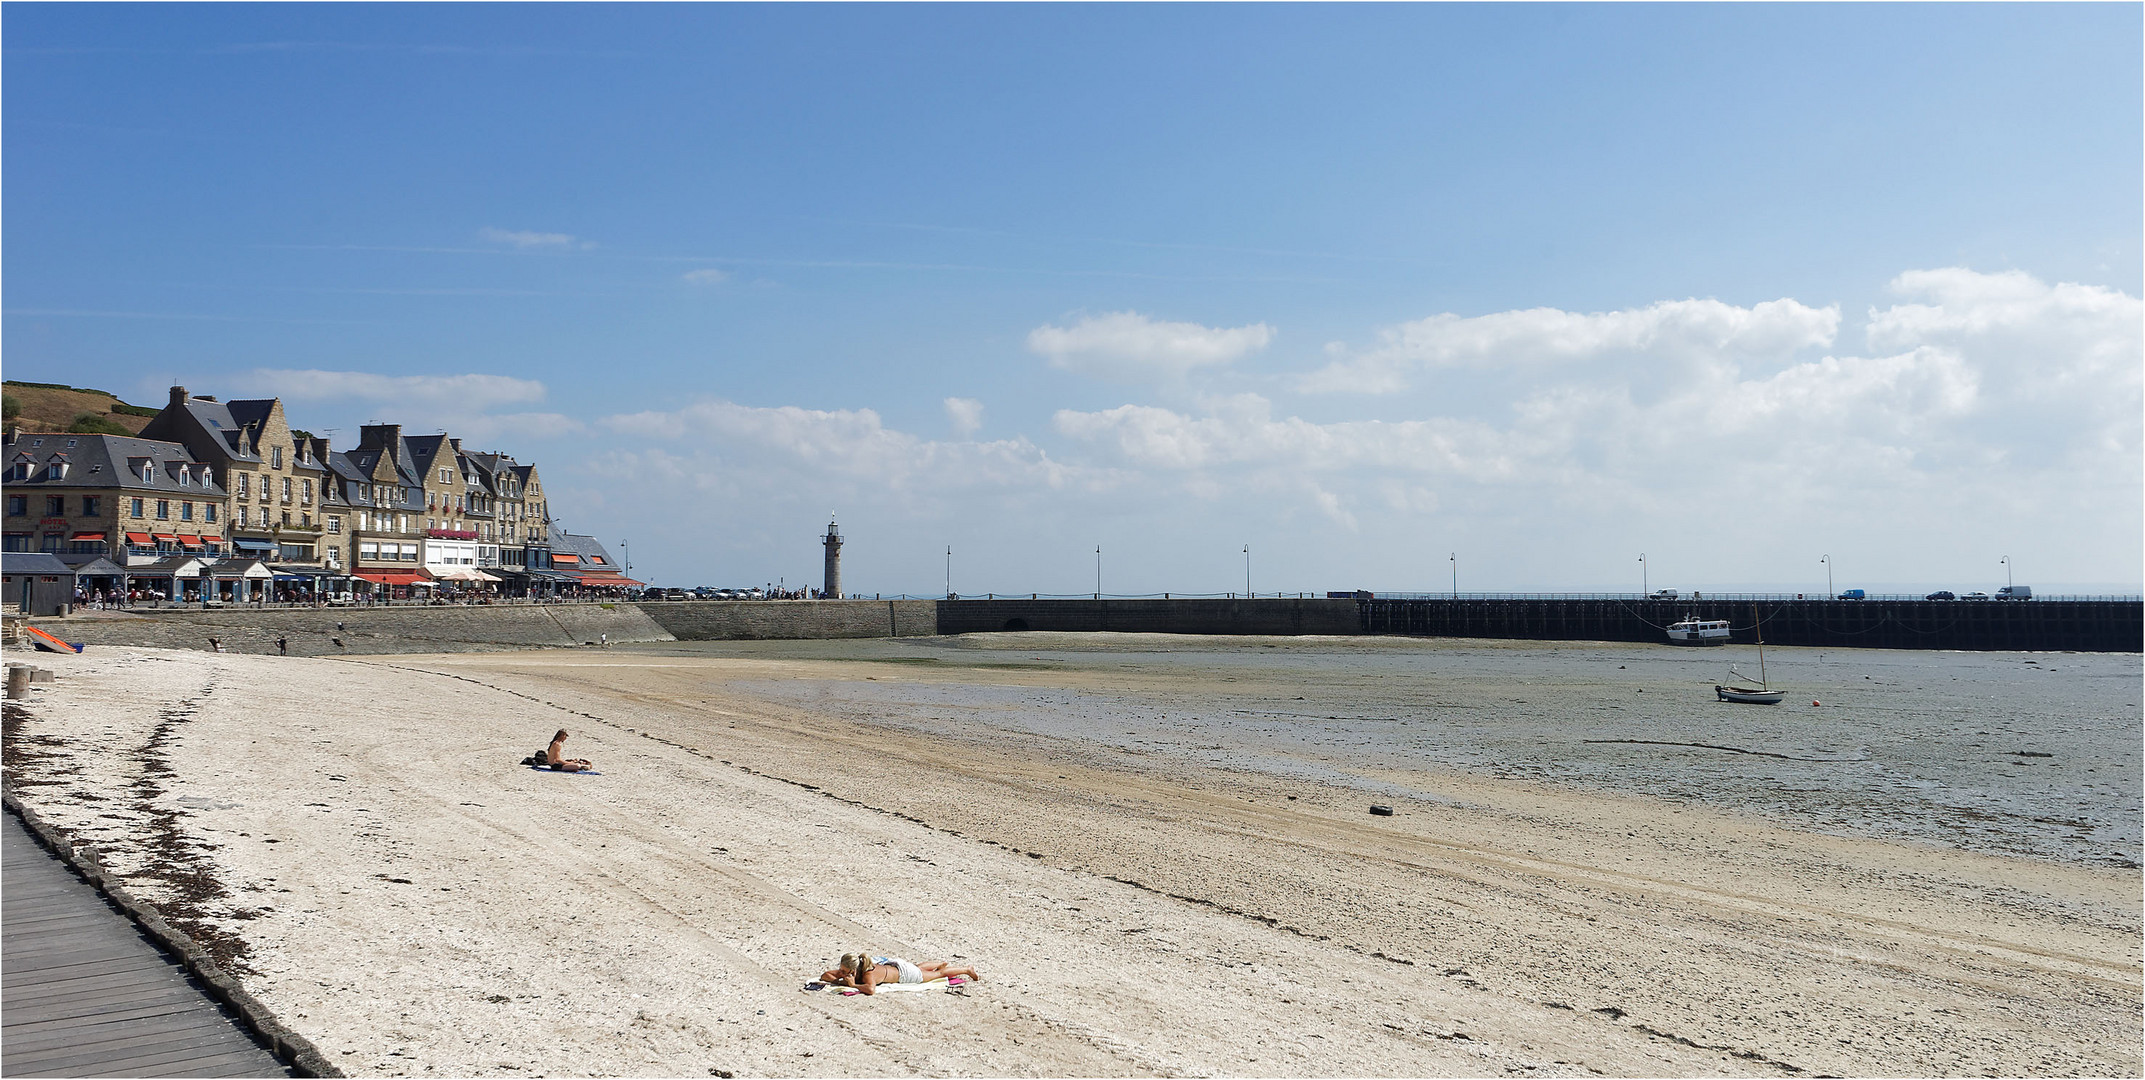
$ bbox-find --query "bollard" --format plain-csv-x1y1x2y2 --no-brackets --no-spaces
6,665,29,699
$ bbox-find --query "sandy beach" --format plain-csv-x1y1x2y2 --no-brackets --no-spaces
4,635,2138,1077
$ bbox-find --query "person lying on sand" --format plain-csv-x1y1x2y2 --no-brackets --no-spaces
821,953,980,995
546,729,594,772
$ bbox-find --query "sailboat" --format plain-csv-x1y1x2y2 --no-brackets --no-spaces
1716,605,1786,705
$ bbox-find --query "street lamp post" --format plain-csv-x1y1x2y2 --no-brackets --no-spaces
621,540,629,580
1449,552,1457,599
945,546,952,599
1095,545,1102,600
1639,553,1648,597
2001,555,2012,590
1243,544,1251,599
1821,554,1832,598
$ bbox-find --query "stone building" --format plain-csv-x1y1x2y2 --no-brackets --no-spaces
139,388,335,592
2,428,240,600
340,427,433,598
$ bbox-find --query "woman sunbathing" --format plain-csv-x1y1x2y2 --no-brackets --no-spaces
820,952,980,995
546,729,593,772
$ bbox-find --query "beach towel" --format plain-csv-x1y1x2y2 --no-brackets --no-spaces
526,764,603,775
807,976,969,996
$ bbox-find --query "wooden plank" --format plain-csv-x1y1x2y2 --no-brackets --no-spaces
2,816,292,1079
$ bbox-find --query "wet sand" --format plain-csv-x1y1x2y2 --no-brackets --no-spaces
4,635,2138,1077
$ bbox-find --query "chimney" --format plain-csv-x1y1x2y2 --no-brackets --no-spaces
169,385,189,407
449,437,461,452
197,395,217,402
358,424,403,457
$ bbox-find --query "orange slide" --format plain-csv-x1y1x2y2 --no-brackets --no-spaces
24,625,82,654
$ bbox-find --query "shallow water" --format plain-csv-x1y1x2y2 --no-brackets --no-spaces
628,634,2144,868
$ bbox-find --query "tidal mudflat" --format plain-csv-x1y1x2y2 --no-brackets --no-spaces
4,635,2137,1077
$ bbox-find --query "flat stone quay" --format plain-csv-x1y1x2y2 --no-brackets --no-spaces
2,813,291,1079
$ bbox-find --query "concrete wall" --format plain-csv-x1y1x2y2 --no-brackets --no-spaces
635,599,936,640
934,598,1361,637
26,602,674,657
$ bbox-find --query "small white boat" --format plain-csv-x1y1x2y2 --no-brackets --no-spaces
1715,684,1785,705
1716,604,1784,705
1667,617,1731,645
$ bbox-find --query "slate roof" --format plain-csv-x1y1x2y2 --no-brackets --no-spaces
1,553,76,576
5,434,226,494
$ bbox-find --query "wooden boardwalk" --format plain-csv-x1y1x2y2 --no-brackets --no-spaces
2,814,292,1078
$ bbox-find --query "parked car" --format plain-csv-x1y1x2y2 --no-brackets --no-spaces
1838,589,1866,600
1925,591,1956,601
1996,585,2033,600
1963,591,1991,600
1649,589,1679,600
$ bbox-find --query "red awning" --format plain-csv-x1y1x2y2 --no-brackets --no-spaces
177,535,203,548
69,532,106,542
573,573,644,587
353,571,433,586
552,553,580,563
125,532,155,544
153,534,180,543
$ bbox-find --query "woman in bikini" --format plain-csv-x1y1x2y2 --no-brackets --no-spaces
820,952,980,995
546,729,593,772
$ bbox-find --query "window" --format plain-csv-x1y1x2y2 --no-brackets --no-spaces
180,502,193,522
41,533,60,553
271,447,283,468
45,459,68,480
359,542,379,559
65,438,77,449
204,504,216,523
235,473,248,498
82,496,101,517
2,534,28,552
401,543,418,562
282,477,293,503
236,506,249,527
328,516,341,534
302,479,313,504
176,466,189,487
46,496,65,517
156,500,169,519
7,495,26,517
281,510,290,526
441,467,451,483
301,512,312,528
130,498,144,518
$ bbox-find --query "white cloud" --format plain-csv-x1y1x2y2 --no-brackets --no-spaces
479,227,590,250
943,397,984,435
1302,297,1840,394
682,268,731,285
1027,311,1274,382
242,369,548,410
1053,269,2139,563
601,399,1080,498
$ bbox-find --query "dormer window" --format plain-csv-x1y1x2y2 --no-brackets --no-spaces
44,456,69,481
8,456,31,482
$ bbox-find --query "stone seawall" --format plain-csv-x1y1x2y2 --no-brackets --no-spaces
24,603,675,657
934,598,1362,636
634,599,937,640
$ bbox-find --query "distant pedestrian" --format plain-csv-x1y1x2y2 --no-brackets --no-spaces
208,638,225,653
277,637,288,655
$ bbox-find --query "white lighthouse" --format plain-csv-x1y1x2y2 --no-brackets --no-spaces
821,515,843,599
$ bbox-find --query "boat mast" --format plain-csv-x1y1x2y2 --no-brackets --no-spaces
1752,604,1767,689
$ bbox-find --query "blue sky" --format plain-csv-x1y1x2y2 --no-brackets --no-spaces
7,4,2140,595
